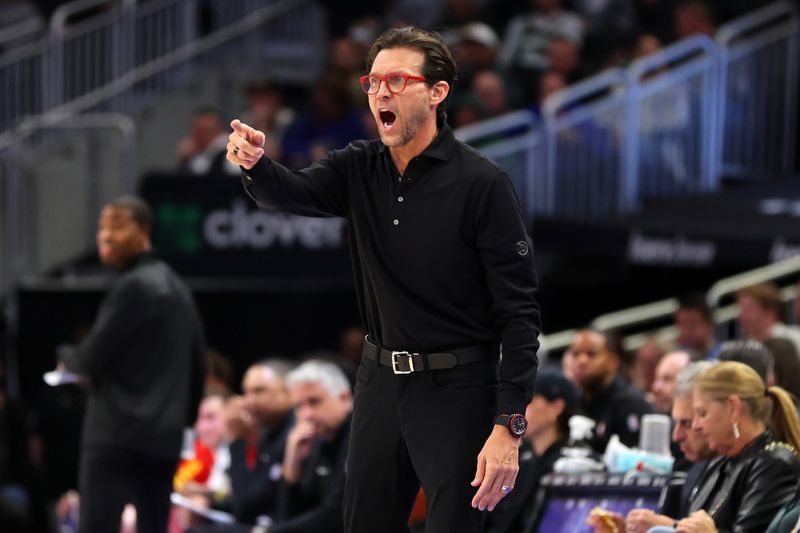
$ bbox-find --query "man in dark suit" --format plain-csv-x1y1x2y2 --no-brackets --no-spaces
266,359,352,533
60,196,206,533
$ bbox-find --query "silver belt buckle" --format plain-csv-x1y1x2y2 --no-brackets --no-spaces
391,351,416,374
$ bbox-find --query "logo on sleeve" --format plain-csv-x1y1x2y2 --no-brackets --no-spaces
516,241,530,256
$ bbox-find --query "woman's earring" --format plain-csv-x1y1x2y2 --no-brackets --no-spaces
733,421,741,439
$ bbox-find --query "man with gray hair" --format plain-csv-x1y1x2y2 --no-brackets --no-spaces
260,360,352,533
588,362,717,533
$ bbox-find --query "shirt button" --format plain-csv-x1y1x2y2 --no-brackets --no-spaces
393,219,399,226
398,196,404,202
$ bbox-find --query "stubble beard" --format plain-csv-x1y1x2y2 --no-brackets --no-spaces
380,105,430,148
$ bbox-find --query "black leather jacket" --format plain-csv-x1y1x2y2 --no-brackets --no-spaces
688,431,800,533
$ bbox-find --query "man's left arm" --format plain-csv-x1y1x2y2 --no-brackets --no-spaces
471,172,542,511
61,277,154,376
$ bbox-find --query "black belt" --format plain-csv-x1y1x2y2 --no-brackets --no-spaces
362,337,493,374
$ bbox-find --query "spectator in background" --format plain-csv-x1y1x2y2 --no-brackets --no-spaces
675,293,719,359
450,22,502,102
194,391,232,497
545,37,583,82
632,337,671,393
177,107,238,176
649,350,691,414
634,32,663,59
470,69,510,119
571,0,638,71
206,349,234,393
763,337,800,400
499,0,584,103
565,329,654,452
486,368,580,533
531,70,567,118
268,360,352,533
738,282,800,356
717,340,774,386
587,361,717,533
188,361,295,532
281,73,367,168
239,79,296,163
634,0,679,42
668,361,800,533
59,196,206,533
674,0,716,39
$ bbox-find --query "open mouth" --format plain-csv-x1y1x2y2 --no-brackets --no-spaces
379,110,397,130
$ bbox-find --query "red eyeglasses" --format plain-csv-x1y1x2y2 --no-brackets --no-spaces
359,73,428,95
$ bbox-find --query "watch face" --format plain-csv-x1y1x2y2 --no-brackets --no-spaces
510,414,527,436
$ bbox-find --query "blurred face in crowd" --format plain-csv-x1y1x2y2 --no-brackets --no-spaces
289,381,352,440
675,307,714,352
538,71,566,104
567,330,619,394
651,351,690,413
195,395,227,450
737,294,775,340
472,70,507,116
547,39,579,77
190,112,223,151
242,365,291,426
96,205,149,269
366,47,447,150
671,396,714,462
692,391,738,457
635,34,662,59
635,339,665,390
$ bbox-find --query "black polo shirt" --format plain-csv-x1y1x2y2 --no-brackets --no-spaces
242,125,541,415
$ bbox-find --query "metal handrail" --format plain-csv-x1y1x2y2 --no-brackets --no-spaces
591,298,679,332
540,256,800,356
0,17,44,49
454,109,538,143
0,0,316,152
716,1,798,47
707,255,800,308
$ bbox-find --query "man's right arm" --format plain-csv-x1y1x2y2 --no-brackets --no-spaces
228,119,348,218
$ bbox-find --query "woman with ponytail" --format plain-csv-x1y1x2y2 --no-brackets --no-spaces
663,361,800,533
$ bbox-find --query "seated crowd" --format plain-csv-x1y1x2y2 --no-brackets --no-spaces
28,280,798,533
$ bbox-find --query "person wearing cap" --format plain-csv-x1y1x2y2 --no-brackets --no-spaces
486,368,580,533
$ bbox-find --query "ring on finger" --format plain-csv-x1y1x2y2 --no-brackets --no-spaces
500,485,512,494
233,146,240,156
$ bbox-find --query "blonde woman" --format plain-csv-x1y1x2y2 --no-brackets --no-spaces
659,361,800,533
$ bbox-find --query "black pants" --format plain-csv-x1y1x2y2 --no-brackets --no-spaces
344,354,497,533
78,446,177,533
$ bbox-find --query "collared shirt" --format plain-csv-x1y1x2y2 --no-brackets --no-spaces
242,125,541,415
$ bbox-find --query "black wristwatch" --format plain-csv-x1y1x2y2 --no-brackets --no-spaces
494,413,527,437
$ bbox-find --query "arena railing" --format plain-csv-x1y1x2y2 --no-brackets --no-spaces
716,0,799,180
538,255,800,361
541,67,629,219
0,0,323,134
0,16,45,52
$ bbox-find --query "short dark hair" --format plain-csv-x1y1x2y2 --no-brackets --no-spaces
717,340,773,385
108,196,153,232
366,26,457,128
738,283,785,322
677,292,713,323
